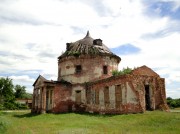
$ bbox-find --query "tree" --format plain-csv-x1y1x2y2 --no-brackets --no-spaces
14,85,26,99
14,85,32,99
0,77,15,109
112,67,132,76
23,93,32,99
167,97,172,100
167,97,180,108
0,77,32,110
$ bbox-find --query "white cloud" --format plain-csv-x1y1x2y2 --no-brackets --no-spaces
166,88,180,99
0,0,179,98
9,75,35,83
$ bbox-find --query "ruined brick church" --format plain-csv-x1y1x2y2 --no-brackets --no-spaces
31,31,169,114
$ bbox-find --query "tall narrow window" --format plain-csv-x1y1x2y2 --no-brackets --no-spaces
95,90,99,105
91,90,95,104
46,90,49,111
76,65,82,74
86,88,91,104
104,86,110,106
50,90,53,104
37,89,40,106
75,90,81,104
103,66,108,74
115,85,122,109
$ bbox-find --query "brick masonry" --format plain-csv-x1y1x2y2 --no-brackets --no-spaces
31,32,169,114
31,64,169,114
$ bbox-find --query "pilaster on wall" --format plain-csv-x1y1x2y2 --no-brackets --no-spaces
35,89,38,111
160,78,166,102
32,87,47,114
155,78,166,105
159,78,169,111
39,88,43,112
41,87,47,114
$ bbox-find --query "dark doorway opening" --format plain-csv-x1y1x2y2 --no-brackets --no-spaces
103,66,108,74
145,85,151,110
75,90,81,104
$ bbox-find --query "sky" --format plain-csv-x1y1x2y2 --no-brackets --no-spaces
0,0,180,98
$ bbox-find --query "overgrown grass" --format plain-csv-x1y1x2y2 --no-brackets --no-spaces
0,110,180,134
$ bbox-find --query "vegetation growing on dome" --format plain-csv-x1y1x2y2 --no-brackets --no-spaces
112,67,132,76
89,47,99,54
67,51,81,57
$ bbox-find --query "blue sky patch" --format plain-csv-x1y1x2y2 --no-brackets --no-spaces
110,44,141,55
143,1,180,20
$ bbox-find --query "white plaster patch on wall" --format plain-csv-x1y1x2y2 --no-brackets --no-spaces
99,88,104,107
127,82,138,104
71,86,85,103
61,75,90,84
73,76,90,83
60,61,74,75
109,85,115,108
94,66,102,77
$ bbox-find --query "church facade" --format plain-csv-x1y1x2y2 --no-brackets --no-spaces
31,31,169,114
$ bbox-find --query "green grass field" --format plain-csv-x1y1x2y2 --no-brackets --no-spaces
0,110,180,134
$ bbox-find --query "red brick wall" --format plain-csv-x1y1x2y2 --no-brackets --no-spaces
58,55,119,83
86,74,167,114
52,84,72,113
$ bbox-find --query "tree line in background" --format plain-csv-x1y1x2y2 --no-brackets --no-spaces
0,77,32,110
167,97,180,108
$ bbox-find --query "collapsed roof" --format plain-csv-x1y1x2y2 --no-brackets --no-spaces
58,31,121,61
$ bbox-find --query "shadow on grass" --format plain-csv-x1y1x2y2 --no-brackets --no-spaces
13,111,127,118
73,112,118,117
13,113,40,118
39,111,118,118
